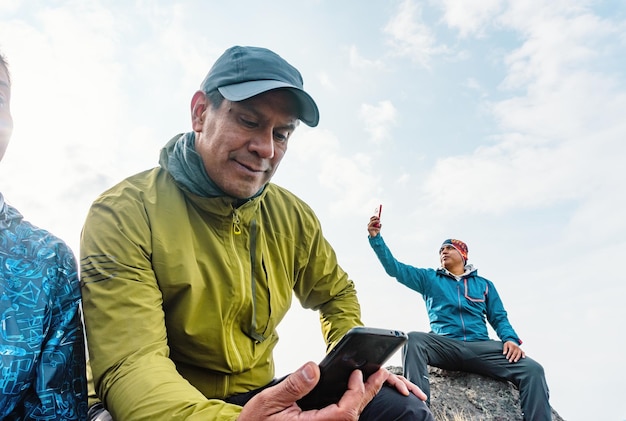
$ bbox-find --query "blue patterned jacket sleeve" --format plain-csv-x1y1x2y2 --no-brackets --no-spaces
0,198,87,420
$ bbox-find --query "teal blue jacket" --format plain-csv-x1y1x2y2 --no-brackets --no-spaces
0,194,87,420
369,235,521,344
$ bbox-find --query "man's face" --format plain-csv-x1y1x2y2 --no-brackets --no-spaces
0,65,12,162
439,245,464,269
192,89,298,199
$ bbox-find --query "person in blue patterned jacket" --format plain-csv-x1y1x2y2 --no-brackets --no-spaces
367,214,552,421
0,51,87,419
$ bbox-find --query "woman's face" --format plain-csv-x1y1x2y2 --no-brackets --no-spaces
0,64,12,162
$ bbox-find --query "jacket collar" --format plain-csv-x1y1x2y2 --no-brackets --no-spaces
437,263,477,280
0,193,24,230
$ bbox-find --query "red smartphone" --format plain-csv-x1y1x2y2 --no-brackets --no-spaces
297,326,407,410
374,204,382,218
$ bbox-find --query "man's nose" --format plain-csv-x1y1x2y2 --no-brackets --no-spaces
249,130,275,159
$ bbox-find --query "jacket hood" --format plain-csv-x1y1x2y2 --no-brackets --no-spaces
438,263,477,279
0,193,23,229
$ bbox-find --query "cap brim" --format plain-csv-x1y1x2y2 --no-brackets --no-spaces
219,80,319,127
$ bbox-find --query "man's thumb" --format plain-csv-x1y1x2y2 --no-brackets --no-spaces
275,362,320,403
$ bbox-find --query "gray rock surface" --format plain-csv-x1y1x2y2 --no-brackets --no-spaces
387,366,564,421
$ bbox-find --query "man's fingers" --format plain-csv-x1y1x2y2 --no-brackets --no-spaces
335,368,387,414
368,217,382,232
274,362,320,403
410,383,428,401
359,368,389,409
238,363,320,420
331,369,365,419
387,373,429,401
503,342,526,363
513,349,526,363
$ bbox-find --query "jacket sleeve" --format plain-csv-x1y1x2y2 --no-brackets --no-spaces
29,243,87,419
80,190,242,421
368,234,431,295
292,215,363,351
484,280,522,344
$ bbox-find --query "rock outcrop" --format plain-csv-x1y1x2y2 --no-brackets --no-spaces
387,366,564,420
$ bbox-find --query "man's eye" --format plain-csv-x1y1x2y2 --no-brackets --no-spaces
241,118,258,128
274,131,289,142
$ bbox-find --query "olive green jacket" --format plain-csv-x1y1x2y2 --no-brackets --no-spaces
80,167,361,420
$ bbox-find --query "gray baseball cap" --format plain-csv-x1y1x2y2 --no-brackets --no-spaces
201,46,320,127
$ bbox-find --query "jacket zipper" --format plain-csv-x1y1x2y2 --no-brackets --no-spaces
227,207,245,377
232,210,242,235
456,281,467,341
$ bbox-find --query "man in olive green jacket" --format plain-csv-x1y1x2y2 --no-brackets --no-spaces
80,46,433,421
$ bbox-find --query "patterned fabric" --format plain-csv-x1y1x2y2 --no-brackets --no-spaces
440,238,469,262
0,193,87,420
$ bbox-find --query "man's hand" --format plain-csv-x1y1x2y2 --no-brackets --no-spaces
384,372,428,401
368,216,381,238
238,362,389,420
503,340,525,363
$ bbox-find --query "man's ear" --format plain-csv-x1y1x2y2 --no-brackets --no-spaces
191,90,208,132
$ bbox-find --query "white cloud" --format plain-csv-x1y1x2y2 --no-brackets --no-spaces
421,2,626,223
275,127,380,217
464,77,488,98
317,71,334,90
0,0,20,14
286,126,340,162
384,0,450,67
499,0,595,31
565,189,626,248
422,135,583,213
494,71,626,140
501,11,618,92
440,0,503,37
348,45,386,71
318,152,376,215
359,100,397,144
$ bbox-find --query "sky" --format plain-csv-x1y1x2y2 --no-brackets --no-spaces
1,0,625,419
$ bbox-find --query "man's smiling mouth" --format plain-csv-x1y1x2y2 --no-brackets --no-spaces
235,159,267,173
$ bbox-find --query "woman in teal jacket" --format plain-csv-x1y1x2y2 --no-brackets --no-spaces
367,215,552,421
